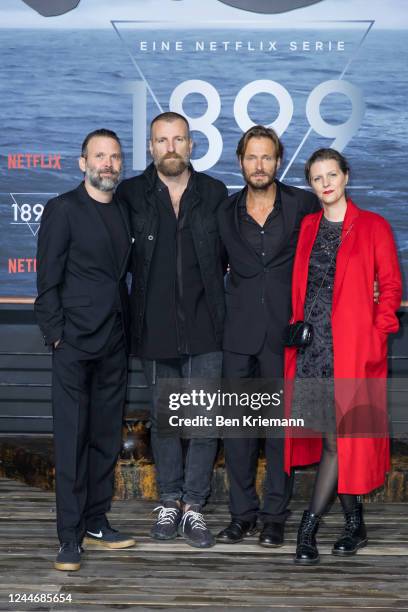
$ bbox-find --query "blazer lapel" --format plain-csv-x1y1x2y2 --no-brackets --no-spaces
332,199,360,313
263,181,298,266
116,196,133,278
117,196,131,239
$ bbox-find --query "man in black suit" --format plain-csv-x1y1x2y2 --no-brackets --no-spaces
35,129,135,571
216,125,320,547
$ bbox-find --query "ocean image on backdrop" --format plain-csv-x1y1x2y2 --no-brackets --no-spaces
0,27,407,296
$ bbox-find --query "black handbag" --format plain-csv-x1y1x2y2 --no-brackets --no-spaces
284,222,354,349
284,321,313,348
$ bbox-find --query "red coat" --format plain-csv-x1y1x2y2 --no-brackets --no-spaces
284,199,402,494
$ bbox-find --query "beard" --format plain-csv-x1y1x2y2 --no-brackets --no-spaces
85,166,121,192
155,152,189,177
242,167,276,191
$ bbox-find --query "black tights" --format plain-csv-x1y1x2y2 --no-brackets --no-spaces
309,434,358,515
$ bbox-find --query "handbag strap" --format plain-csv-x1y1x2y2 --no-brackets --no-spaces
304,221,354,322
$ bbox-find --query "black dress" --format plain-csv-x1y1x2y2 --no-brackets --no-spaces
291,216,343,432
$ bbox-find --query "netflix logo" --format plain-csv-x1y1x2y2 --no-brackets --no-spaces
8,154,61,170
8,258,37,274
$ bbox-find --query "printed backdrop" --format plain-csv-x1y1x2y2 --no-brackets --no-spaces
0,0,407,298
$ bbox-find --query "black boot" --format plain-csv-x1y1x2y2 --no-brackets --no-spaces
332,502,367,556
294,510,321,565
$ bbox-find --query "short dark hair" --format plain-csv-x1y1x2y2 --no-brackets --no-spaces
81,129,121,157
305,148,350,184
236,125,283,161
150,112,190,138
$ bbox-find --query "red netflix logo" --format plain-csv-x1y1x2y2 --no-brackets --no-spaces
8,258,37,274
8,154,61,170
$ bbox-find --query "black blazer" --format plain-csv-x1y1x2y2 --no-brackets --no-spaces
217,180,320,355
34,182,133,353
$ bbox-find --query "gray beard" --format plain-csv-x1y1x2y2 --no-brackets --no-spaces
86,167,120,192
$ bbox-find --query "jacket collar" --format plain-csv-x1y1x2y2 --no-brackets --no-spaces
142,162,200,207
142,162,159,190
342,197,360,229
275,180,303,259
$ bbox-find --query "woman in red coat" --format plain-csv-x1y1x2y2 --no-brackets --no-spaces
284,148,402,565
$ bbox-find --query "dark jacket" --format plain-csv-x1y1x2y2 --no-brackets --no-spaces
34,183,132,353
217,180,320,355
116,163,228,354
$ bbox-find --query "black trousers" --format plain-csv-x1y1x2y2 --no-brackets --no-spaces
51,316,127,543
223,339,294,524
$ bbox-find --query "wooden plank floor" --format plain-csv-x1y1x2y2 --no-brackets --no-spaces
0,478,407,611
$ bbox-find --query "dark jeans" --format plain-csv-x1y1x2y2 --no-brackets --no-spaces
223,340,294,524
52,316,127,543
143,352,222,507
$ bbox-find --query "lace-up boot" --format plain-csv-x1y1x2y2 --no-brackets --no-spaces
294,510,321,565
150,501,182,540
179,504,215,548
332,502,367,555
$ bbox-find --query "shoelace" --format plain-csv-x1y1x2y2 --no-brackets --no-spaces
181,509,206,531
153,505,180,525
343,513,359,535
301,533,315,546
87,525,117,536
299,520,318,545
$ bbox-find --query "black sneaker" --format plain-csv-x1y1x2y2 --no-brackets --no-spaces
54,542,82,571
150,502,182,540
83,524,135,549
178,505,215,548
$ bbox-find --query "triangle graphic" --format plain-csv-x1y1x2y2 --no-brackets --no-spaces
10,192,58,237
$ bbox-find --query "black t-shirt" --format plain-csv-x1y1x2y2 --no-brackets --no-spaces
92,195,129,272
92,194,129,311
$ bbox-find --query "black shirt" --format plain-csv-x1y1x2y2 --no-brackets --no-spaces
238,182,283,259
140,172,218,359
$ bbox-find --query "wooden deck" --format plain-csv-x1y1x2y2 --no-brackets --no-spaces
0,477,407,611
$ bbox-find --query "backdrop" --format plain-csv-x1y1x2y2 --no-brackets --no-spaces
0,0,407,298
